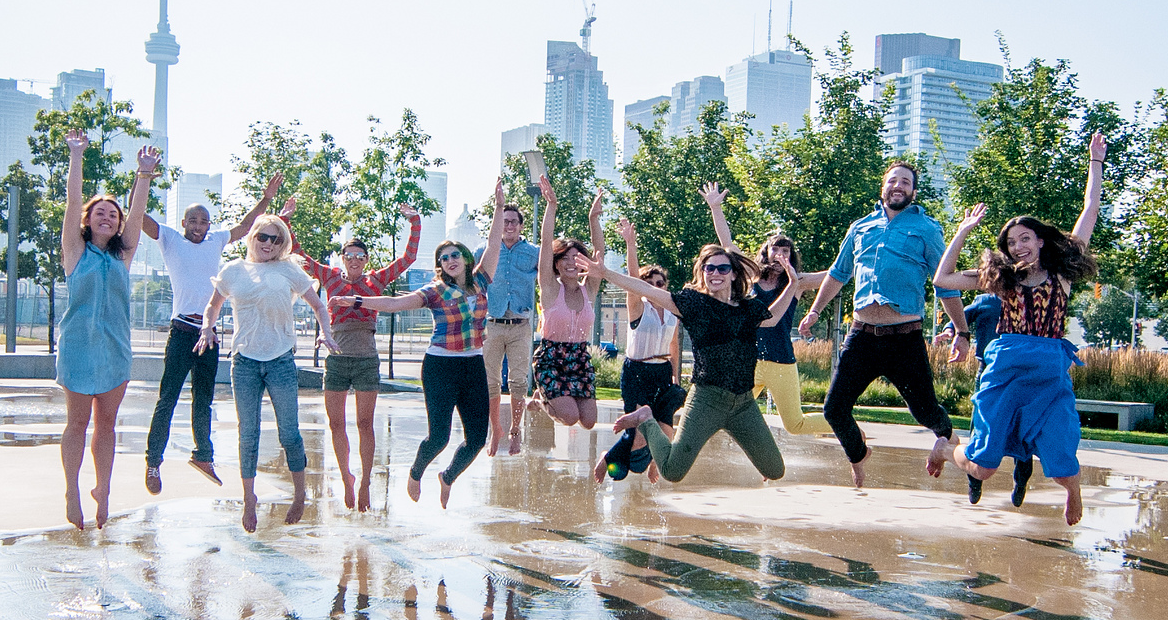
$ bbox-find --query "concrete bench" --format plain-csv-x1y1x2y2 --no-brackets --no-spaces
1076,399,1155,431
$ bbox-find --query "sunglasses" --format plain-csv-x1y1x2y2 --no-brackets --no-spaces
439,251,463,263
256,233,283,244
702,263,733,274
343,252,367,260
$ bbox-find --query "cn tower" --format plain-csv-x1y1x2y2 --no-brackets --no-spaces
144,0,179,138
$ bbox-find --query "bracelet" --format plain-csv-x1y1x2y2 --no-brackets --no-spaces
1090,159,1104,163
957,331,972,341
352,295,363,309
807,309,820,317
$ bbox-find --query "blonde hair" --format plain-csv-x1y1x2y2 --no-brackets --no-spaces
244,215,297,263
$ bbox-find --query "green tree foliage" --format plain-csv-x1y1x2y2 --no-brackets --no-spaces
1124,90,1168,298
287,132,350,263
1074,287,1150,347
1,163,46,280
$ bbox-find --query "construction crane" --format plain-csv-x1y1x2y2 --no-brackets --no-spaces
580,1,596,56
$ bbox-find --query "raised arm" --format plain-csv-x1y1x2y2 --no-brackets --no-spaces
229,172,283,242
61,130,89,275
277,198,328,281
932,203,987,291
576,251,679,317
536,175,561,302
699,182,742,254
329,292,426,314
370,203,422,287
120,145,161,268
759,255,799,328
585,186,606,296
617,218,645,321
477,180,507,279
797,276,846,338
1072,132,1107,246
142,214,160,240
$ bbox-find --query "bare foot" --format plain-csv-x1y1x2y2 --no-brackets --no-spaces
927,435,956,478
342,472,356,510
242,492,258,533
65,491,84,530
438,472,452,510
850,446,873,488
1065,491,1083,526
285,490,306,525
487,423,502,457
613,405,653,433
90,488,109,529
647,461,660,484
357,479,371,513
593,456,608,483
508,429,522,456
407,476,421,502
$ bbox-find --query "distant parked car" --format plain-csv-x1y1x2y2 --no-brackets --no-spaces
598,341,619,359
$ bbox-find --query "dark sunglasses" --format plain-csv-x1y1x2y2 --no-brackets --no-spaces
343,252,367,260
439,251,463,263
702,263,733,274
256,233,283,244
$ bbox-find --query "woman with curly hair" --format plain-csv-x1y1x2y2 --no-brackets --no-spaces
931,133,1107,526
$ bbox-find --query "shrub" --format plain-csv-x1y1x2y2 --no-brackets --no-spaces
589,347,623,390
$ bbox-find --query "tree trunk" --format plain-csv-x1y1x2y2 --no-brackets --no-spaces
313,321,321,367
387,310,396,380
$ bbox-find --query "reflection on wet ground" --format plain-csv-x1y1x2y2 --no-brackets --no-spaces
2,384,1168,618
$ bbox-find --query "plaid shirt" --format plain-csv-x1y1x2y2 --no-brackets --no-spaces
418,272,492,352
282,214,421,325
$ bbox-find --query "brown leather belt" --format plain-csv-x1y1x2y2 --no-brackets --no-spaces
852,320,922,336
489,317,528,325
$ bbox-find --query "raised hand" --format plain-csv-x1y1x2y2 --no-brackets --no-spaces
495,177,506,209
617,217,635,244
1089,132,1108,162
698,182,729,209
574,250,606,278
956,203,987,236
398,202,418,218
279,196,297,218
65,129,89,153
263,173,284,201
539,175,557,205
777,253,797,283
136,145,162,177
589,187,605,220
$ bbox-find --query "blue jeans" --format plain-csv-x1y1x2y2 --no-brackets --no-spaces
146,326,219,467
232,350,305,479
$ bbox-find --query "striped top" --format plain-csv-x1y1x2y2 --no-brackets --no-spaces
282,213,421,325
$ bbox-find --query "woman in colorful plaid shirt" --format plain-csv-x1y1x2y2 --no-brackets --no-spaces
280,199,420,513
330,182,506,509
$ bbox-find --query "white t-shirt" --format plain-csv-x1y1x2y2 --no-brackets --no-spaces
212,258,314,362
156,225,233,318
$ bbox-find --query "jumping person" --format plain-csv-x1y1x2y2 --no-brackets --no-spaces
195,215,340,533
142,173,283,496
931,134,1107,526
329,188,506,509
57,129,160,529
798,161,970,488
704,184,832,435
593,217,683,484
279,197,421,512
528,175,605,429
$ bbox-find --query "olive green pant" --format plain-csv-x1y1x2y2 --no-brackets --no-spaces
639,384,785,482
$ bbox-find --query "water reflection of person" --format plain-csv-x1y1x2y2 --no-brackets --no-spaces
931,133,1107,526
593,217,680,484
280,197,421,512
330,193,505,509
331,547,371,619
195,214,340,532
527,175,606,429
57,129,160,529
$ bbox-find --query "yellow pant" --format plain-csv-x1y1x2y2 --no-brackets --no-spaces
752,361,833,435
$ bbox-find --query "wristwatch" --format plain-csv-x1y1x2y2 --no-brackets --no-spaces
353,295,363,309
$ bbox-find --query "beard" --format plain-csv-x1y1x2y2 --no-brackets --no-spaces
883,189,914,211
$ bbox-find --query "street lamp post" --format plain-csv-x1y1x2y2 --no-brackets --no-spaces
520,150,547,241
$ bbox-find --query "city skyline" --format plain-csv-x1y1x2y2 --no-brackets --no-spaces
3,1,1165,229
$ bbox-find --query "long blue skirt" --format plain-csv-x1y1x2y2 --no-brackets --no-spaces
964,334,1083,479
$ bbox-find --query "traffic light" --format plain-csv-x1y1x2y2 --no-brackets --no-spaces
1094,282,1102,299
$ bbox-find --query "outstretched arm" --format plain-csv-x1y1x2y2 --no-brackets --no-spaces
576,252,679,316
617,218,645,321
277,198,328,280
330,292,426,314
120,145,162,268
933,203,986,291
229,172,283,242
797,276,846,338
585,186,606,296
142,214,160,240
759,255,799,328
1072,132,1107,247
536,175,561,302
699,182,743,254
477,179,507,279
61,130,89,275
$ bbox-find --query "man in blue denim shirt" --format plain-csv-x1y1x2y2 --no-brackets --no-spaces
799,162,970,488
476,199,539,456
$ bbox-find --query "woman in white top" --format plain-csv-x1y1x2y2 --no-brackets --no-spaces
593,218,681,483
195,214,339,533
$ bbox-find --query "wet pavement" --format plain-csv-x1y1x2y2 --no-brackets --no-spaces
1,382,1167,619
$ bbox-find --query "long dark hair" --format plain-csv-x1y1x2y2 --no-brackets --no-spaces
433,240,479,292
756,233,801,287
687,244,759,303
80,195,126,259
979,215,1097,295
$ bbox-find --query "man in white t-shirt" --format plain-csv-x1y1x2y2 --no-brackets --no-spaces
142,174,283,495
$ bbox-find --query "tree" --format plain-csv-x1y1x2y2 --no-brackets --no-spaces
1075,287,1151,347
350,110,446,378
1,163,46,282
1124,90,1168,298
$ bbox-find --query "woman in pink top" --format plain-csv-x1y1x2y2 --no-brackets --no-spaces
530,175,605,429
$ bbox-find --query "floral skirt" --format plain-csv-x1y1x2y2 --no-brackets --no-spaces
533,340,595,400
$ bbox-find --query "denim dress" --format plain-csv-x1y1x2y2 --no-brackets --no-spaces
56,243,132,395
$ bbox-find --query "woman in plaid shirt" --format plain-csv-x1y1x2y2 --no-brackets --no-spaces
331,182,506,509
281,199,421,512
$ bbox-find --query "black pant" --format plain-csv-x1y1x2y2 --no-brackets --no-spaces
823,328,952,463
146,326,219,467
411,354,490,484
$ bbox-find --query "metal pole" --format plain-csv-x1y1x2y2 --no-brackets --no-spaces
1132,289,1138,347
6,185,19,353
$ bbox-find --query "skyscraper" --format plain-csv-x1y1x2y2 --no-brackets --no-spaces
875,33,960,76
544,41,615,176
407,170,448,264
725,50,812,139
0,79,48,171
669,76,726,138
500,123,548,170
166,172,222,228
622,96,667,163
51,69,111,111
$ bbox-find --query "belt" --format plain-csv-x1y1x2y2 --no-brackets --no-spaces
171,319,203,334
489,317,528,325
852,320,922,336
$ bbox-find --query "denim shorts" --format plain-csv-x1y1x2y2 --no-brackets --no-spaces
324,355,381,392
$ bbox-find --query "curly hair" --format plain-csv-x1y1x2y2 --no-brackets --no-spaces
687,244,759,303
433,240,479,292
978,216,1097,295
551,238,590,277
80,195,127,259
756,234,801,287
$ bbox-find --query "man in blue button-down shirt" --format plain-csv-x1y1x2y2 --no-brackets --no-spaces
476,193,539,457
799,162,970,488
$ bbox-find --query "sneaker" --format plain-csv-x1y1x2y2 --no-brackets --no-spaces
967,474,983,505
189,458,223,486
1011,458,1033,507
146,466,162,495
